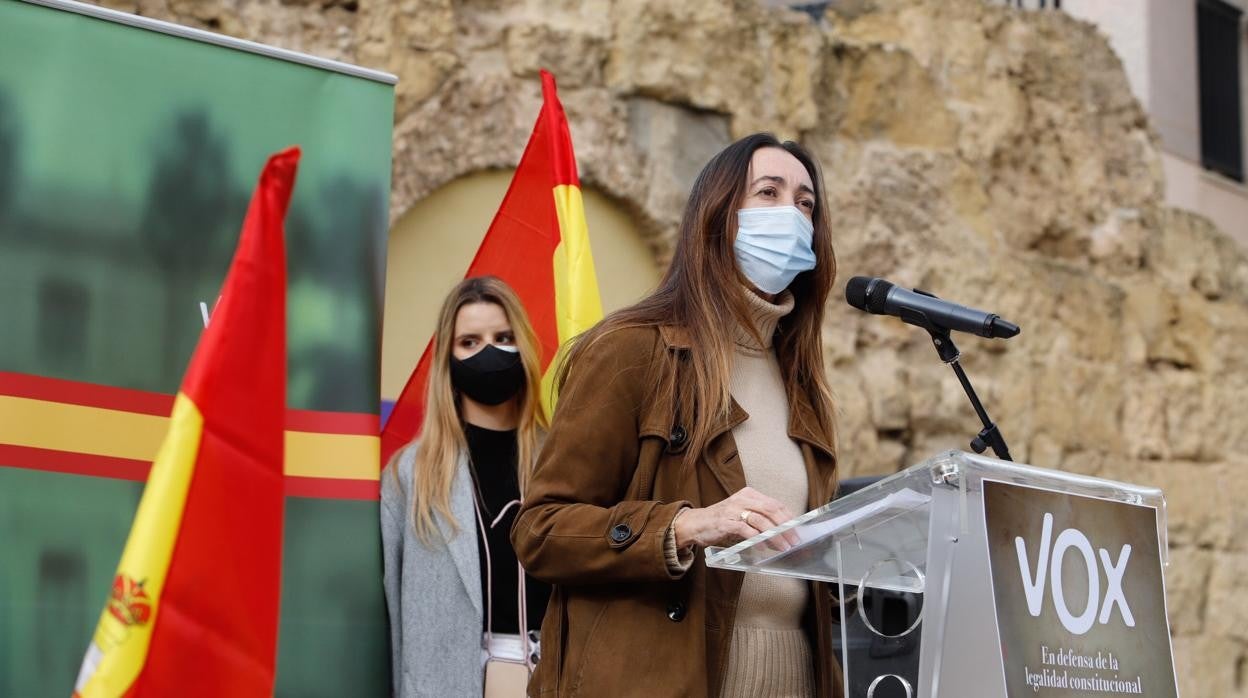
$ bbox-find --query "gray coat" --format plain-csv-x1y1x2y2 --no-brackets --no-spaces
381,445,484,697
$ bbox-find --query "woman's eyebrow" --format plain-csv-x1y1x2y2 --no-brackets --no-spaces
750,175,815,197
454,332,481,341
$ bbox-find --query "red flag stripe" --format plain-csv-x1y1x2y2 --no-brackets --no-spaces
285,409,379,435
0,443,152,481
0,443,379,501
284,476,379,500
0,371,172,416
542,71,580,188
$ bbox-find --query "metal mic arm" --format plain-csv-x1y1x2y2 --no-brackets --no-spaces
899,306,1013,462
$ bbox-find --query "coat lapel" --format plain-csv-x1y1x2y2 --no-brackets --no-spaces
653,323,837,500
787,394,837,460
702,399,749,497
647,327,752,500
789,396,839,507
440,454,483,617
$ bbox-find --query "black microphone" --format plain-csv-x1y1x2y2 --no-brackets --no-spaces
845,276,1020,339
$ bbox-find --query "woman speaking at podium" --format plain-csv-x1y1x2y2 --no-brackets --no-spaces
513,134,841,697
382,277,551,697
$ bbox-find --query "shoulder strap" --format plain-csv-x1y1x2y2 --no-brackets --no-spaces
474,496,534,668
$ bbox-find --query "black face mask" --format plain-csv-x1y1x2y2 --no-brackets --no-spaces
450,344,526,406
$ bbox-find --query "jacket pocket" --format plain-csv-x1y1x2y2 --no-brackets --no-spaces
564,596,611,696
568,591,702,697
531,591,568,696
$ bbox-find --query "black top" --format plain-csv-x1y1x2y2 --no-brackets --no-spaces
464,422,551,635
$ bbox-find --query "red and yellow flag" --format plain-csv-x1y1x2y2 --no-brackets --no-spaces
73,148,299,698
380,70,602,464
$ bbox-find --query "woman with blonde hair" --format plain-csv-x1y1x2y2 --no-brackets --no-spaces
382,275,550,697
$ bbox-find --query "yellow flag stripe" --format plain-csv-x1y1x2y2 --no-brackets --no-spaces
543,184,604,417
0,395,379,481
551,184,603,342
1,395,167,461
76,393,203,697
285,431,379,480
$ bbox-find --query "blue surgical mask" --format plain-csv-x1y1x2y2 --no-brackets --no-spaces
734,206,817,294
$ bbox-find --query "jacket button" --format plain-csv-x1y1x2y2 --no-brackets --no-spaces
669,425,688,450
666,601,687,622
610,523,632,543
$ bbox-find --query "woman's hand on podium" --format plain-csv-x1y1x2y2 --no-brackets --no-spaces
672,487,799,551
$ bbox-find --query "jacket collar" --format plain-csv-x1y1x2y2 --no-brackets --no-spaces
657,325,836,460
441,452,483,617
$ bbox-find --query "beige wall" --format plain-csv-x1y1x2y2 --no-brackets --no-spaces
1066,0,1248,249
1146,0,1248,249
1147,0,1201,162
1063,0,1200,159
380,170,660,399
1064,0,1153,106
1162,150,1248,248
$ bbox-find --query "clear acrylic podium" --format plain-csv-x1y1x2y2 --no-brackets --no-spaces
705,451,1169,698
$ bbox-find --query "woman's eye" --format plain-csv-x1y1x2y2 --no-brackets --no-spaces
497,334,515,345
799,199,815,209
460,339,478,348
758,187,777,197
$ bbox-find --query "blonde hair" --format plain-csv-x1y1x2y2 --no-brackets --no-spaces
400,276,547,544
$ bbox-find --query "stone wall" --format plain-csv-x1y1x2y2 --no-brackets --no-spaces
91,0,1248,693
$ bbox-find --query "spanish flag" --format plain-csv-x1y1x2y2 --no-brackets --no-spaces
380,70,602,464
73,148,299,697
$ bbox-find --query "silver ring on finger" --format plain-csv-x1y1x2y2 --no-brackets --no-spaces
739,509,753,526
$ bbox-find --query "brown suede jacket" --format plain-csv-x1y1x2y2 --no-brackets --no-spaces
512,324,842,697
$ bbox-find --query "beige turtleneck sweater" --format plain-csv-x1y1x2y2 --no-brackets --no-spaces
661,290,814,696
719,289,813,698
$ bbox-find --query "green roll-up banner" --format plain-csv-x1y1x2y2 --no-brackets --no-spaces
0,1,395,695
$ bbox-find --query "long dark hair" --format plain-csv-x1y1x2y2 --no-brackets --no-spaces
559,133,836,460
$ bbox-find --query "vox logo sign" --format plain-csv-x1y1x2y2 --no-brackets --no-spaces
1014,512,1135,635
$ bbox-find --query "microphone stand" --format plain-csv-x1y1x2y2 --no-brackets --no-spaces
900,307,1013,462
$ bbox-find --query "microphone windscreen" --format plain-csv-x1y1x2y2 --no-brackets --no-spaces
866,277,894,313
845,276,871,311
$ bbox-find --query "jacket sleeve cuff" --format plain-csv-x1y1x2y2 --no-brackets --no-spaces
663,507,695,577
